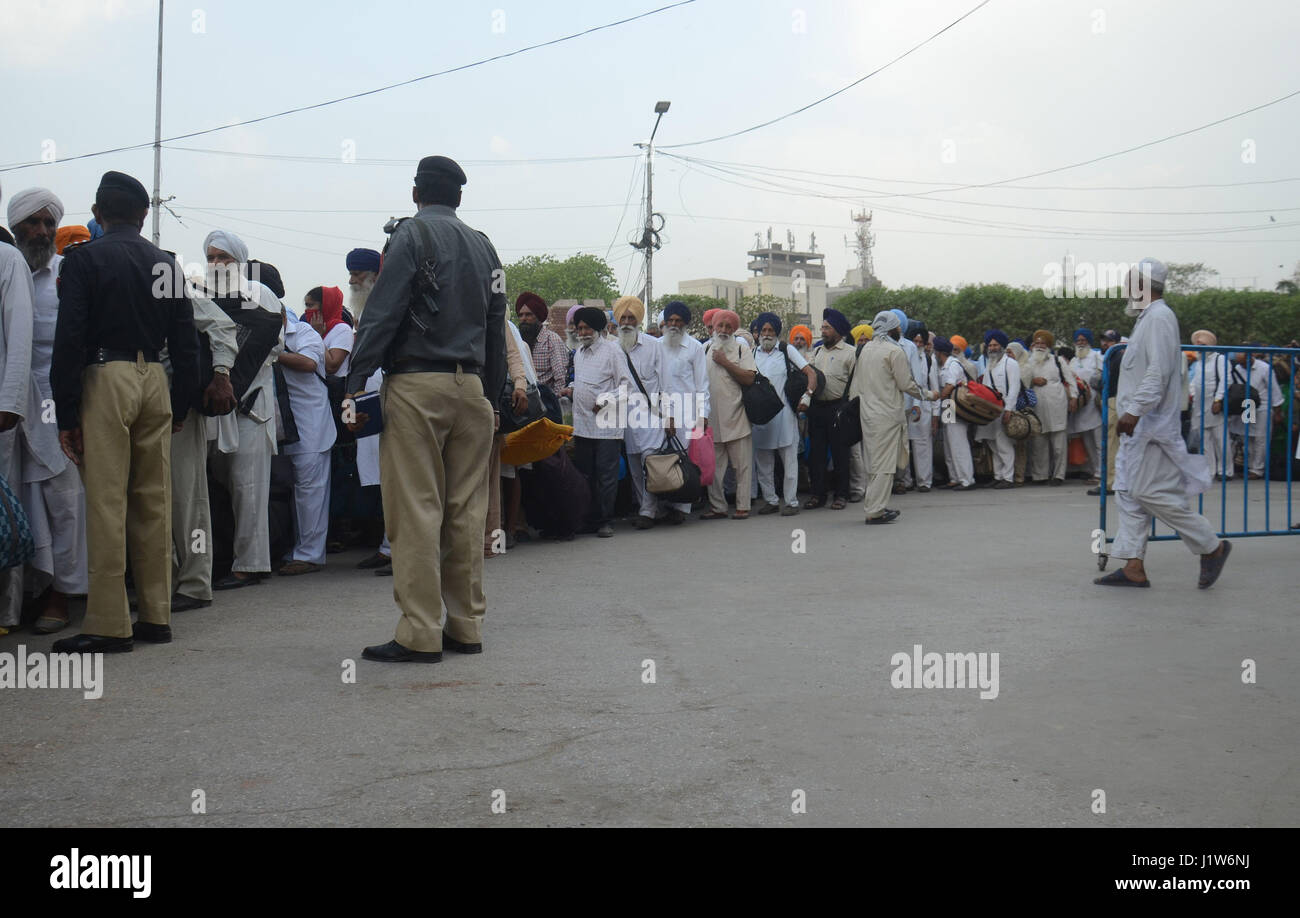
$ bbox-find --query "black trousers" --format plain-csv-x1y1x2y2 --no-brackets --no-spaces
807,399,849,501
573,436,622,526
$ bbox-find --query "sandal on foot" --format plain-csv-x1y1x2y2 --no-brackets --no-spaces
1093,568,1150,588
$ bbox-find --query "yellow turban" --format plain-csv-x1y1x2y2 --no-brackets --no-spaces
851,323,873,342
612,295,644,325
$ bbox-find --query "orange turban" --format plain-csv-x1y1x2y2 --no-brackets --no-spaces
950,334,967,352
55,225,90,254
1031,329,1055,348
702,309,719,327
789,324,813,346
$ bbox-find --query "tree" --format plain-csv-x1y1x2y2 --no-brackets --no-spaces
1276,280,1298,295
503,253,618,307
1164,262,1219,296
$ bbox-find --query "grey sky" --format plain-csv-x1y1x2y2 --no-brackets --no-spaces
3,0,1298,307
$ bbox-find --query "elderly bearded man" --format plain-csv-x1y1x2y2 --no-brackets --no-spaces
806,308,855,510
201,230,284,590
612,296,665,530
1023,329,1077,486
752,311,817,515
1068,329,1104,485
975,329,1021,490
851,311,937,523
7,187,90,633
1186,329,1231,480
1095,259,1230,590
700,309,757,520
572,305,634,537
655,300,709,525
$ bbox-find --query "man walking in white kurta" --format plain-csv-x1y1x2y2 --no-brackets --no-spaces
1095,259,1231,589
851,312,935,523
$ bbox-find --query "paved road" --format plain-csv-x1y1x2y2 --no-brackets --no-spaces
2,480,1296,826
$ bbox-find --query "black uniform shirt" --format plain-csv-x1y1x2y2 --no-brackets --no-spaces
51,223,200,430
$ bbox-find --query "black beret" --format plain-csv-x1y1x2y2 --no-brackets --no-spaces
96,170,149,209
415,155,467,186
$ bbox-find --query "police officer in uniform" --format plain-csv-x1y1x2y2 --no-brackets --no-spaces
50,171,200,653
348,155,506,663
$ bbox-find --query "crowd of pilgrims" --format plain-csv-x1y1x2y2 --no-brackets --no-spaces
1,182,1298,638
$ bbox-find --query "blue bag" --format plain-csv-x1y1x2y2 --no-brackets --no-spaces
0,472,35,571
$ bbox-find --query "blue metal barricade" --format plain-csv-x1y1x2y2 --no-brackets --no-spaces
1096,343,1298,570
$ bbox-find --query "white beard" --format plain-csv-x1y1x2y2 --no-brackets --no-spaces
664,328,684,347
619,328,638,353
1026,349,1051,372
348,276,375,318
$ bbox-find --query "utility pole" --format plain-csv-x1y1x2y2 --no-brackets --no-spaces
632,101,670,309
151,0,165,245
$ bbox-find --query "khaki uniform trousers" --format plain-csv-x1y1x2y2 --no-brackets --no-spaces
380,370,493,653
80,358,173,638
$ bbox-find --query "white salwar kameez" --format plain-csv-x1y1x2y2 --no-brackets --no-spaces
0,245,35,626
752,343,807,508
206,280,282,574
1068,349,1103,478
976,356,1020,484
20,253,88,596
620,332,664,520
656,333,710,513
1112,300,1218,561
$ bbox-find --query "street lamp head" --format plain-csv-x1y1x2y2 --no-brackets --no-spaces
654,101,671,114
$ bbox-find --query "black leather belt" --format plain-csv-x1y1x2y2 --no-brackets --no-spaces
88,348,160,366
388,359,480,376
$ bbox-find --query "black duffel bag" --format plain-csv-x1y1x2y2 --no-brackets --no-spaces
498,378,546,435
742,371,785,425
779,341,824,410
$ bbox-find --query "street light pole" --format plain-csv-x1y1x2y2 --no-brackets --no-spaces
634,101,670,310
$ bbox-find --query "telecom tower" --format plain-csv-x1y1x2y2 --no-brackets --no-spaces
850,210,878,288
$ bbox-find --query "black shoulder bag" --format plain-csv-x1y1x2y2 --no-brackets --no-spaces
779,341,824,410
830,347,863,447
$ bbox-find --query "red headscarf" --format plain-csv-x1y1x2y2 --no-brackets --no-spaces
320,286,345,333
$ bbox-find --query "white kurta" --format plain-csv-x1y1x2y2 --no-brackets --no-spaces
656,334,710,432
356,368,385,487
751,343,807,450
622,332,664,456
1225,358,1284,437
21,253,87,595
1068,349,1103,433
0,245,35,625
1022,351,1076,433
206,279,283,456
1112,299,1217,559
976,357,1020,442
905,345,940,439
573,335,633,440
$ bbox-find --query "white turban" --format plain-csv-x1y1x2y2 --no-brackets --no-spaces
871,310,900,337
7,187,64,228
202,229,248,264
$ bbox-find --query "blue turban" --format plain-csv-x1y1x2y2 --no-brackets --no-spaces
1073,328,1095,346
754,311,782,336
906,319,927,341
890,308,909,329
86,217,104,240
346,247,382,273
964,347,973,358
823,308,850,337
662,300,691,324
932,336,953,355
984,329,1009,348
